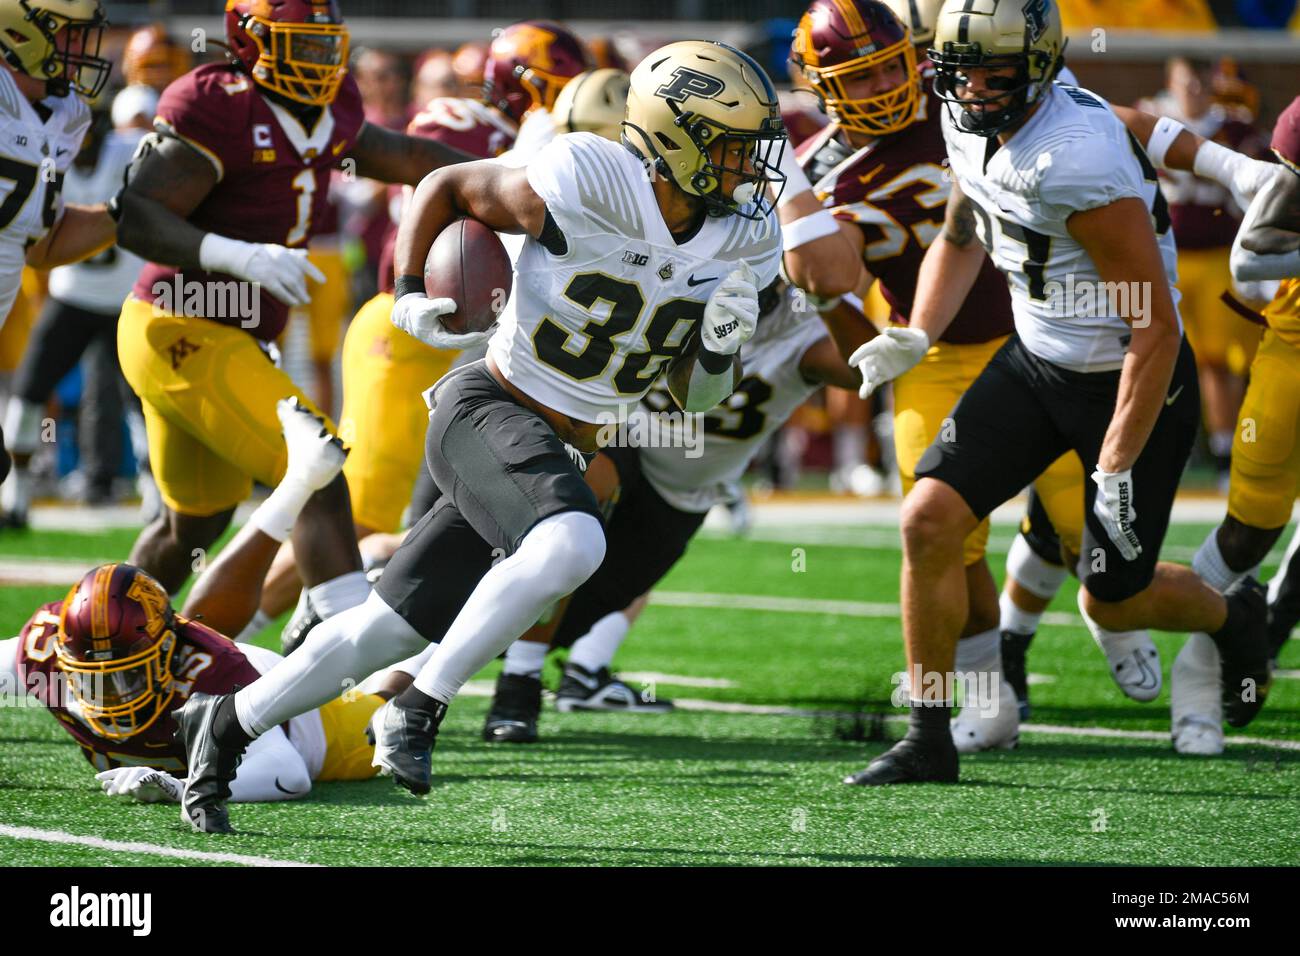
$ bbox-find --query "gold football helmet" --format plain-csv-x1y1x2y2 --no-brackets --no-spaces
623,40,786,220
551,68,630,141
882,0,947,47
928,0,1064,136
0,0,110,99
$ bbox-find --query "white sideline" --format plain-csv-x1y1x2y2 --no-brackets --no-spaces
0,823,321,867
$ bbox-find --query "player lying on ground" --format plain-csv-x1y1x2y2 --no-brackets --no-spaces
0,400,408,804
838,0,1272,786
170,40,788,833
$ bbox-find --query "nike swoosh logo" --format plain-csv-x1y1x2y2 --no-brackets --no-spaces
331,140,347,156
56,147,69,156
686,275,717,287
273,777,302,795
857,163,886,185
1165,385,1184,406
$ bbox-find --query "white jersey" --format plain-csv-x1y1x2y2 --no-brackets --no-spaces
0,69,90,321
637,289,828,513
47,130,146,313
941,83,1180,372
489,132,783,422
239,643,328,780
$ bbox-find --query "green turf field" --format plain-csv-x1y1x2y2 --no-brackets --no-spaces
1,518,1296,866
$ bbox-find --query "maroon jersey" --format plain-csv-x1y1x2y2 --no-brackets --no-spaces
1272,95,1300,176
376,97,517,294
1136,94,1269,249
14,602,260,773
798,74,1013,345
133,63,366,340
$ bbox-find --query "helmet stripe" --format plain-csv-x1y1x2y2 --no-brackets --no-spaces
90,564,116,642
835,0,870,40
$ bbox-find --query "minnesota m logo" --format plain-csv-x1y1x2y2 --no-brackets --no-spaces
167,336,201,371
656,67,725,103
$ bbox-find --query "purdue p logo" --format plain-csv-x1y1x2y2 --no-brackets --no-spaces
1022,0,1049,43
656,67,725,104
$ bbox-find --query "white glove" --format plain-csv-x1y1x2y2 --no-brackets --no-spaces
390,292,495,351
94,766,182,804
701,261,759,356
848,326,930,399
198,234,325,308
277,396,346,492
1091,466,1142,561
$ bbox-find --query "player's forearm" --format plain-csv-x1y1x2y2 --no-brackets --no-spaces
26,204,115,269
394,169,461,279
350,122,475,186
180,524,282,636
816,294,877,365
667,349,741,412
780,196,862,300
1099,321,1180,474
910,234,983,342
117,190,207,267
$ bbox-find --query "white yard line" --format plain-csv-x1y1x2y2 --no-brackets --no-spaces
0,824,321,867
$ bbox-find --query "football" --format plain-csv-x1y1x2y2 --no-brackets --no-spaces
423,217,513,334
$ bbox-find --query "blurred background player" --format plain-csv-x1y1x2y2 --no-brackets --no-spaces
450,41,489,99
1,400,399,805
1137,57,1269,487
112,0,472,616
484,20,594,161
0,22,191,528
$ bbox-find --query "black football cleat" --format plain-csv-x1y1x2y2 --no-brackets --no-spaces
1210,577,1273,728
173,692,245,834
368,698,447,795
280,591,322,657
1000,630,1034,721
555,662,674,713
843,737,959,786
483,673,542,743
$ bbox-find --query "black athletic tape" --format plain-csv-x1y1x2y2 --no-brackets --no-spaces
395,274,424,299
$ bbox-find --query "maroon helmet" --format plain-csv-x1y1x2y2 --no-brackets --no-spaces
225,0,350,107
790,0,920,136
55,564,178,740
483,20,590,123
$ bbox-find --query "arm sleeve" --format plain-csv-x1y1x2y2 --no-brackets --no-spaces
226,725,312,802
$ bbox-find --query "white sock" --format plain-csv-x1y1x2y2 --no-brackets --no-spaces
832,425,865,472
308,570,370,619
0,465,31,515
1208,430,1234,459
955,626,1001,708
234,591,427,736
1192,531,1244,594
1005,533,1068,600
412,512,605,704
502,639,548,678
999,590,1042,636
2,396,42,454
567,611,631,672
235,609,272,643
246,476,315,543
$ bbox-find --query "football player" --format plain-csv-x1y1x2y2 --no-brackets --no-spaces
0,0,121,477
1137,58,1268,485
0,400,399,804
781,0,1089,751
172,40,787,833
483,280,865,741
251,24,596,641
1168,93,1300,755
112,0,472,613
841,0,1270,785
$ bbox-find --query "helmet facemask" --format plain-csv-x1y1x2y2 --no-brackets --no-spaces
798,37,920,136
243,15,349,107
930,45,1061,137
7,0,111,99
56,627,177,740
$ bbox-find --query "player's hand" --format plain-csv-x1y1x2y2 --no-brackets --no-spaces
1091,466,1142,561
391,292,495,351
198,234,325,308
701,261,759,357
95,767,182,804
1229,158,1280,214
848,326,929,399
277,397,346,492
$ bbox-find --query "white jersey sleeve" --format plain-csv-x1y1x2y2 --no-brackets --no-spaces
636,290,828,513
0,72,91,322
489,132,783,423
942,84,1180,372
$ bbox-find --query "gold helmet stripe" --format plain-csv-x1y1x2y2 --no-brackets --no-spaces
90,563,117,641
834,0,870,40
